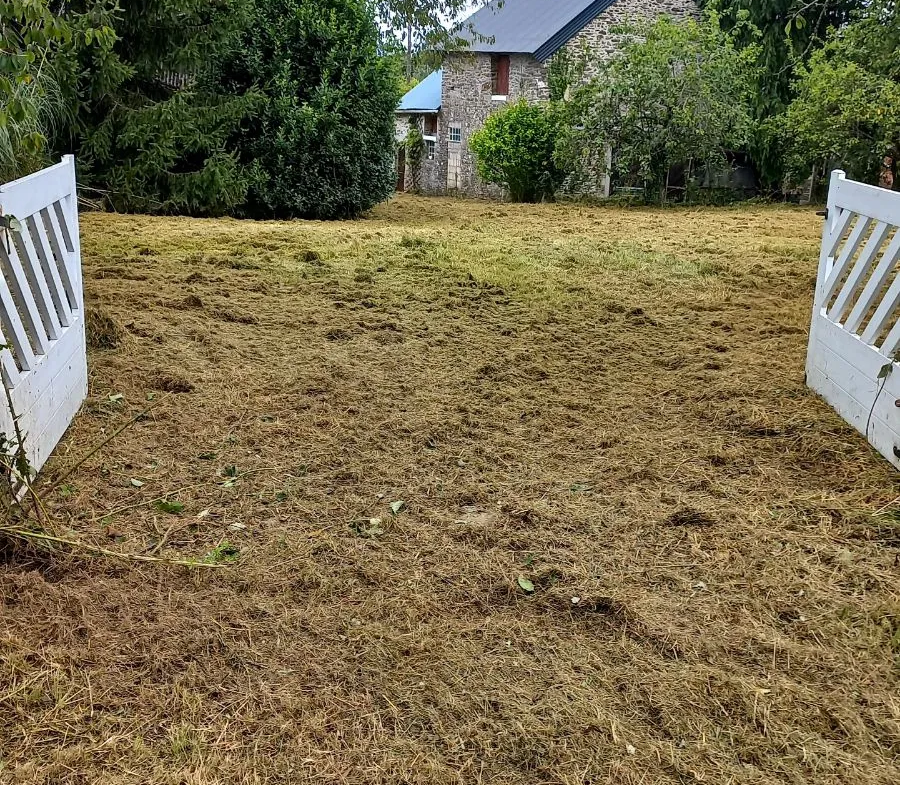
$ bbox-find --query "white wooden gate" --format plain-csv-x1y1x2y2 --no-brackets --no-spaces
807,170,900,469
0,156,87,475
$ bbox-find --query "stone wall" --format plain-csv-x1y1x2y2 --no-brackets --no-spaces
563,0,698,72
436,52,549,198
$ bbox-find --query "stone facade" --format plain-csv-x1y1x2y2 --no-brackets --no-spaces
439,53,549,198
404,0,699,198
562,0,697,71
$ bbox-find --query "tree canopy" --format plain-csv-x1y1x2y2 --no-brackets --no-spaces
781,0,900,185
559,14,758,203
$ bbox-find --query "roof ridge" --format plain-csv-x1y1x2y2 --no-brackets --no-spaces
455,0,621,60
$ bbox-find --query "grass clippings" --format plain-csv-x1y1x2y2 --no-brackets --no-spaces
1,195,898,784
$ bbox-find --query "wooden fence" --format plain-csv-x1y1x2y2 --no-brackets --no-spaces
807,170,900,469
0,156,87,475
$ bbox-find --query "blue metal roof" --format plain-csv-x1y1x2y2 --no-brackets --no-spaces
397,69,442,113
455,0,619,61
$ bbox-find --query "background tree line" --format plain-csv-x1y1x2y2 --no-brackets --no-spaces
2,0,898,213
0,0,400,219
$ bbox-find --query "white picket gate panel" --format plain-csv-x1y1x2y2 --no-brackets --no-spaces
807,170,900,469
0,156,87,475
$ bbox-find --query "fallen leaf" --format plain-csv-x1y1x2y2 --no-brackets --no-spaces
517,575,535,593
155,499,185,514
351,517,384,537
389,500,405,515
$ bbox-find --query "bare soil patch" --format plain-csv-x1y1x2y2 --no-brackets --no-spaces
1,196,898,783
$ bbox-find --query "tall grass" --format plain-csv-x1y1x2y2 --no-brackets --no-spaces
0,64,66,182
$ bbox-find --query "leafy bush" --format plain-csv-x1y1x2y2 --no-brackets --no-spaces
404,124,425,192
559,14,758,203
781,0,900,186
0,0,113,180
210,0,400,219
468,100,567,202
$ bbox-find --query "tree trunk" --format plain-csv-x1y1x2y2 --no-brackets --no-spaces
405,21,413,81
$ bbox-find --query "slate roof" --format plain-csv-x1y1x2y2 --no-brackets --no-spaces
397,69,443,113
455,0,619,61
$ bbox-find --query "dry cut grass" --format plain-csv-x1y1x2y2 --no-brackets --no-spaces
1,195,899,784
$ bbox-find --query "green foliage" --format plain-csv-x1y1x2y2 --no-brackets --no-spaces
0,68,63,180
781,1,900,186
559,14,757,203
52,0,259,215
546,47,587,103
376,0,488,79
705,0,865,188
209,0,400,219
0,0,112,178
405,123,425,192
707,0,863,112
469,100,567,202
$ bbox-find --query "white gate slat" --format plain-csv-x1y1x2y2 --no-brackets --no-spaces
860,274,900,346
0,272,37,372
824,206,855,257
52,199,75,253
0,156,87,475
881,316,900,358
13,228,62,340
842,232,900,334
0,239,51,356
41,205,78,310
26,215,73,327
827,221,892,322
0,324,21,389
822,216,871,301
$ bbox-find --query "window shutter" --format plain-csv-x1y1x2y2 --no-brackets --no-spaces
497,55,509,95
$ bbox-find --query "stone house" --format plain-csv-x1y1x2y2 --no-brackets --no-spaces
395,0,698,197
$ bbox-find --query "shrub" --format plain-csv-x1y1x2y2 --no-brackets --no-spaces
210,0,400,219
468,100,567,202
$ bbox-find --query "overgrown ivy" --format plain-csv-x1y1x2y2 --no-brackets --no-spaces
404,123,425,192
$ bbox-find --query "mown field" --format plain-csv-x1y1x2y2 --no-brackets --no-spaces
1,195,898,784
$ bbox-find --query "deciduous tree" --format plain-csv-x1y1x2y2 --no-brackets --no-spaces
559,14,757,203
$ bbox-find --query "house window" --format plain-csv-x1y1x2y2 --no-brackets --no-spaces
449,125,461,144
491,54,509,97
423,115,438,135
425,139,436,160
